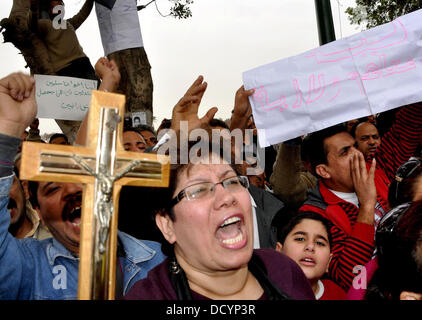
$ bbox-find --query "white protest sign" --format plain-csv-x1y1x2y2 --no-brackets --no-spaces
35,75,98,121
243,9,422,147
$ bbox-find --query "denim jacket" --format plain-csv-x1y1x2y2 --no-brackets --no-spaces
0,174,166,300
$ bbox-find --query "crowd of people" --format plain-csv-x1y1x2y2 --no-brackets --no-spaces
1,1,422,302
1,53,421,301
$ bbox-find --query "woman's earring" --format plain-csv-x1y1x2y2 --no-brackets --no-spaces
170,258,180,275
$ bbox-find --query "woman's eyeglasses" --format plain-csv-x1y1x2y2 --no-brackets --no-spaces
170,176,249,207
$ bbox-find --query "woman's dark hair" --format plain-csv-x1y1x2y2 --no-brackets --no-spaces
388,157,422,208
277,211,333,248
366,200,422,300
149,141,237,255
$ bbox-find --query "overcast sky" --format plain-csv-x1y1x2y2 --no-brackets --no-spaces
0,0,362,135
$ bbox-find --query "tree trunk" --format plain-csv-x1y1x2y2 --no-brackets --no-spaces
107,47,154,127
1,0,54,75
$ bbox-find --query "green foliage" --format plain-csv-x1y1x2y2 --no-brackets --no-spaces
169,0,193,19
346,0,422,29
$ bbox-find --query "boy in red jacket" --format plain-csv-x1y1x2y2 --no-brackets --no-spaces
276,212,346,300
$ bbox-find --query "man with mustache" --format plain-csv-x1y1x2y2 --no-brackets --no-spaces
0,67,165,299
350,121,381,159
8,167,50,240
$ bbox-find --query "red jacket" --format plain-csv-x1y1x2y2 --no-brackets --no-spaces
320,279,347,300
300,103,422,291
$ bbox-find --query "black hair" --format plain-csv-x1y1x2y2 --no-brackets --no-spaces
158,119,172,130
28,180,39,209
350,119,378,138
136,124,156,135
123,126,145,137
300,135,310,164
210,118,229,130
13,165,19,178
49,133,69,144
149,141,237,256
277,211,333,248
388,157,422,208
302,124,348,175
366,200,422,300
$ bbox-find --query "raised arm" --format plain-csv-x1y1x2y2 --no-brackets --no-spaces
229,86,254,132
75,57,121,146
0,72,37,138
270,139,317,208
0,72,37,299
67,0,94,30
169,75,218,138
375,103,422,183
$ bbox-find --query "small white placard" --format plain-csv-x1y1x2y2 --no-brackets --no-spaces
35,74,98,121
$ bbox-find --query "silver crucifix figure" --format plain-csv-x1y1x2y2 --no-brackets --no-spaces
71,107,140,298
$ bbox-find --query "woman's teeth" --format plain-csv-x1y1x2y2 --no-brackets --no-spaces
222,232,243,244
220,216,241,228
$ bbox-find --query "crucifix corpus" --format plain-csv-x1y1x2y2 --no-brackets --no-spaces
20,91,170,300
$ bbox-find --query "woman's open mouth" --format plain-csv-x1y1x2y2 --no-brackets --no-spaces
216,215,248,249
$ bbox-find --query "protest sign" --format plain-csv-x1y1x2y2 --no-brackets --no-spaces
35,75,98,121
243,9,422,147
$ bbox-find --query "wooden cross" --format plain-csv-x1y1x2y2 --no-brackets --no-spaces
19,91,169,300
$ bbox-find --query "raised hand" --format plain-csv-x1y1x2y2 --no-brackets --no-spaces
230,85,254,131
351,152,377,225
95,57,121,93
170,75,218,134
75,58,121,145
0,72,37,138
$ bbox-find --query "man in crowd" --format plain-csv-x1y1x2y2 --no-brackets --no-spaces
137,124,157,148
0,68,165,299
351,121,381,159
49,133,70,145
122,127,147,153
8,167,51,240
300,103,422,291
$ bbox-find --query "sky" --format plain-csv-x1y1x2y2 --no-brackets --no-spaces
0,0,362,136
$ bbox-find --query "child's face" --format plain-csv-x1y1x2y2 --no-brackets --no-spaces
278,219,332,282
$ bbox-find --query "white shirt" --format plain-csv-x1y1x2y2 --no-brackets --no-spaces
328,189,385,234
329,189,359,207
315,280,325,300
95,0,144,56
